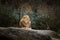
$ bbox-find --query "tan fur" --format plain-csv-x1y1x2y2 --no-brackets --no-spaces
19,15,31,29
18,3,32,14
25,3,31,14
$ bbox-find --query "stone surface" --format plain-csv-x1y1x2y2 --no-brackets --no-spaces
0,27,59,40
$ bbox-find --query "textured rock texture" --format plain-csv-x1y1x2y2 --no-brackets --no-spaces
0,27,60,40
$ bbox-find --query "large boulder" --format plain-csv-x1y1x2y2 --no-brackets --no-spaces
0,27,60,40
0,27,51,40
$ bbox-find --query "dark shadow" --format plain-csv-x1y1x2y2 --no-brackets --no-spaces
0,35,12,40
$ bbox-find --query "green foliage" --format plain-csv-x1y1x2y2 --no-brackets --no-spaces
0,6,19,27
31,13,49,29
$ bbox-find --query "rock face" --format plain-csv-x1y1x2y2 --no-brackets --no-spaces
0,27,60,40
0,27,59,40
